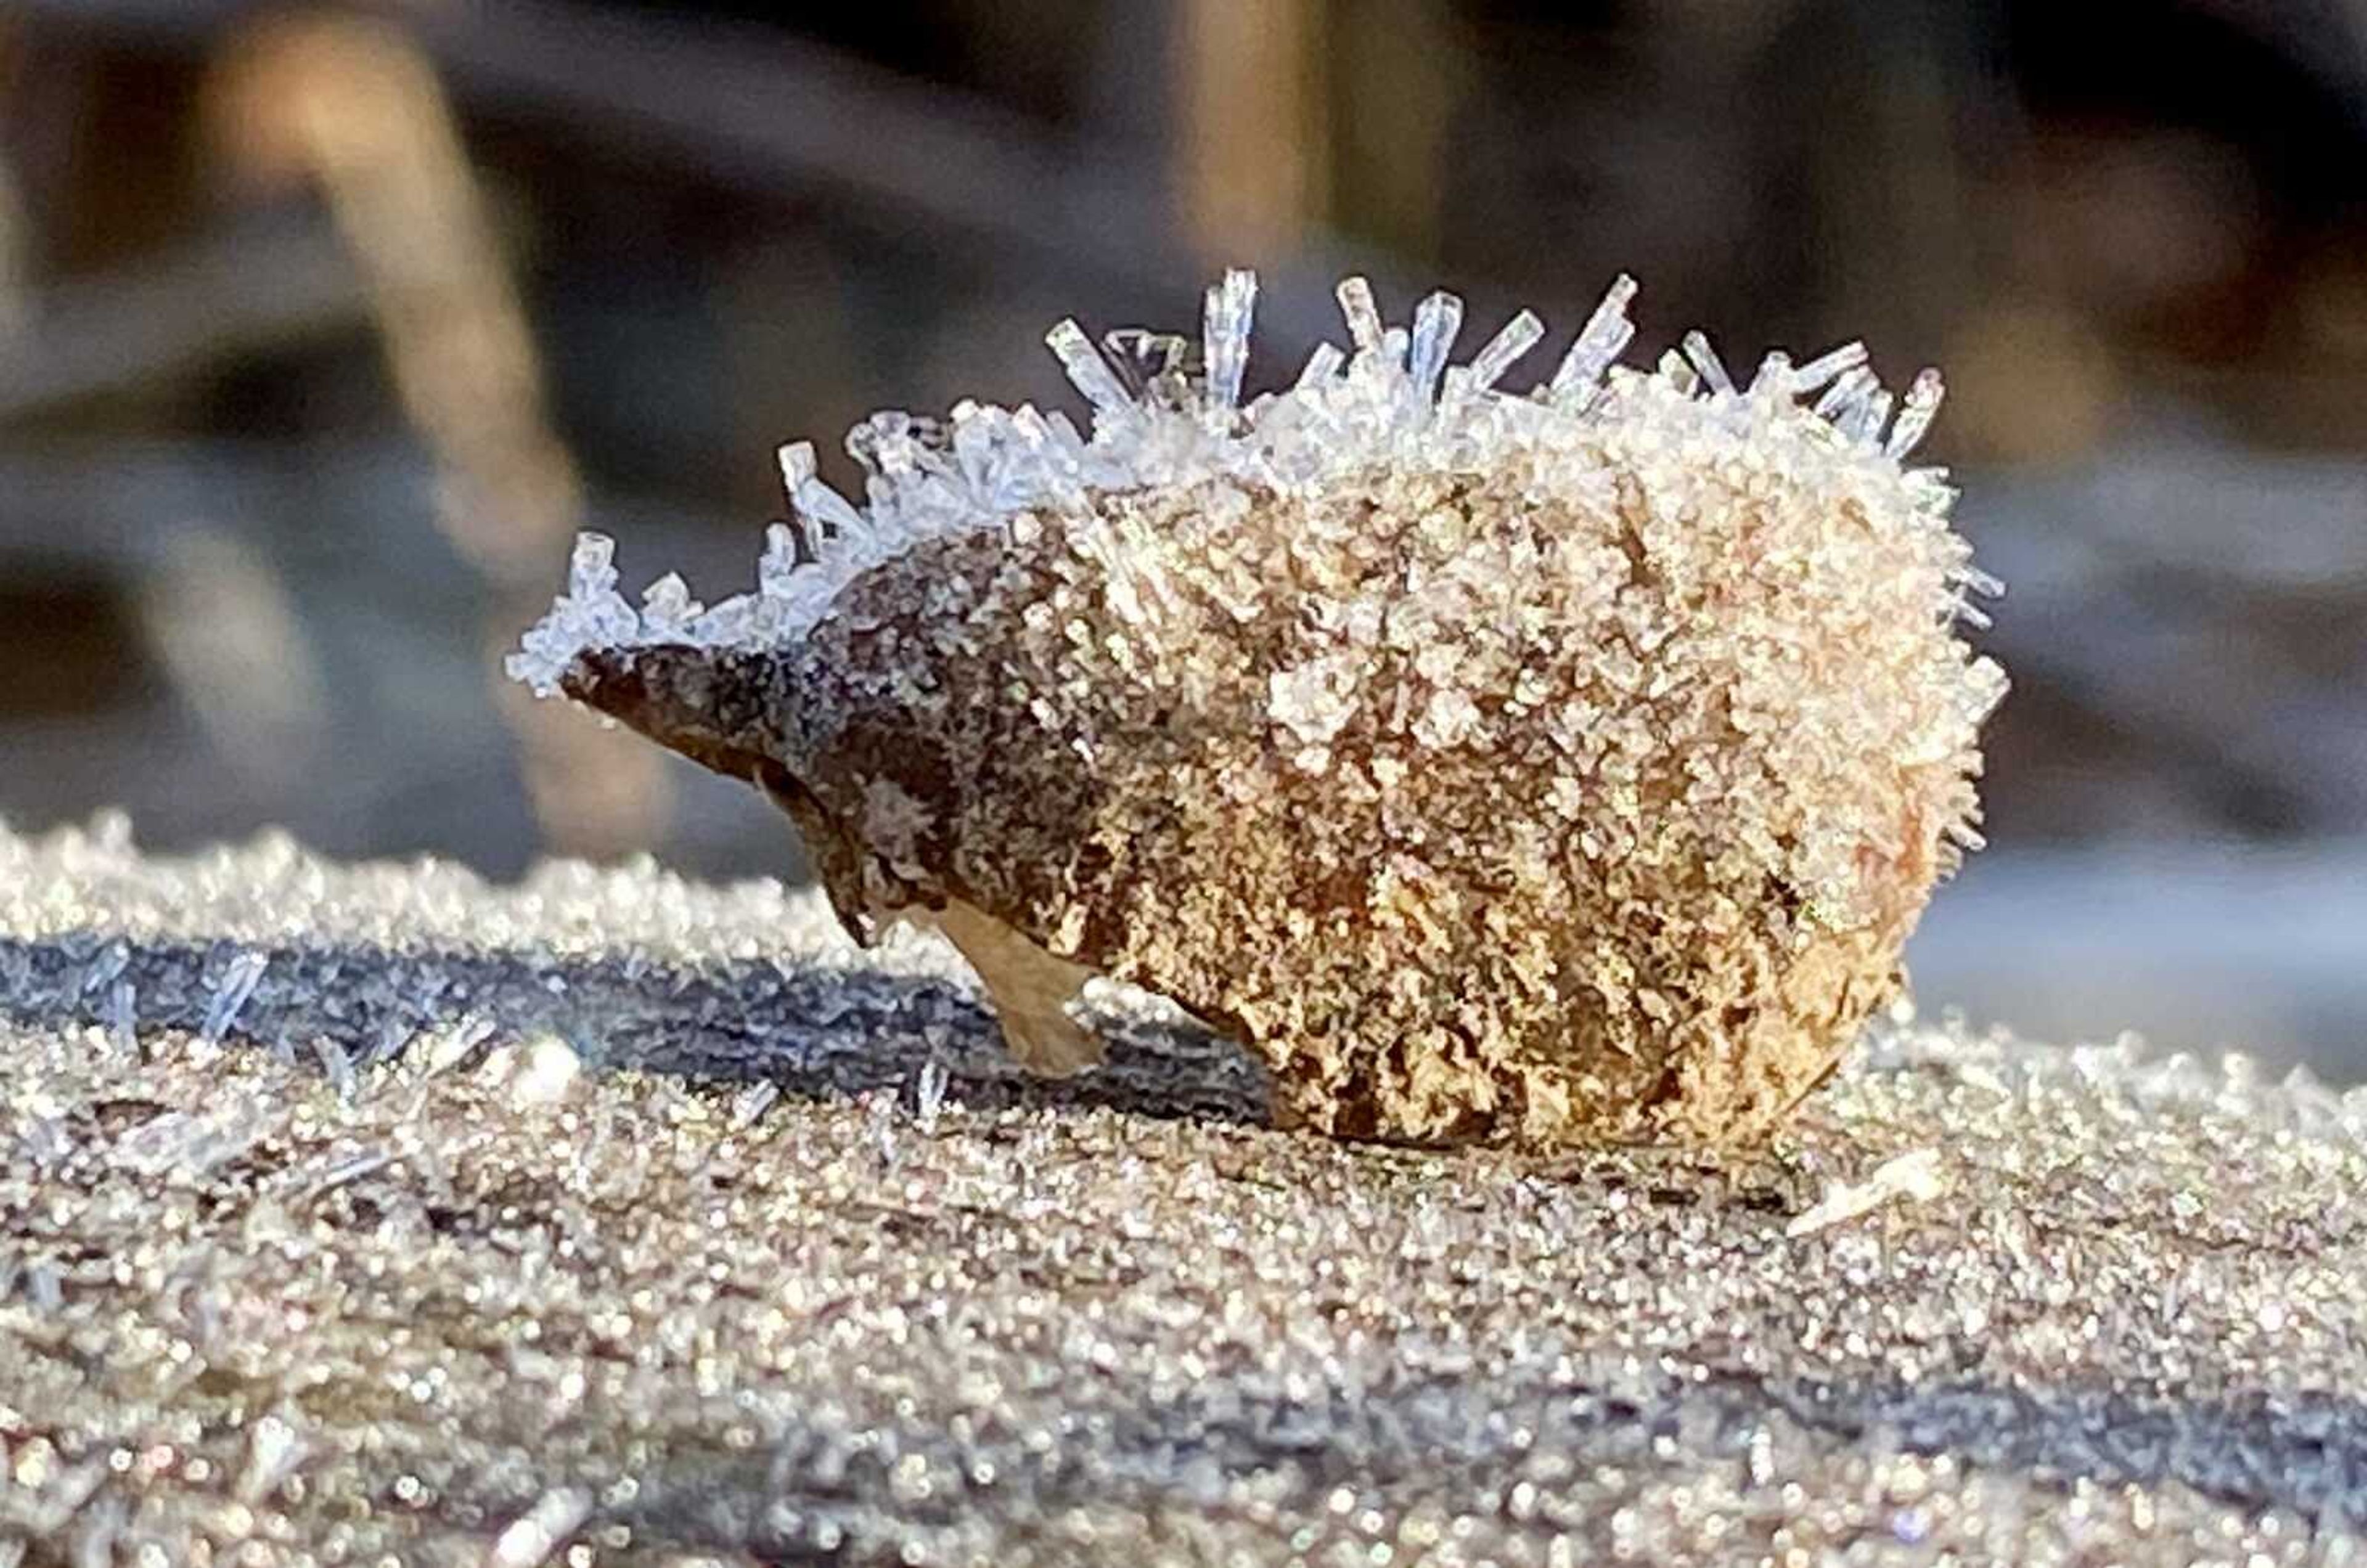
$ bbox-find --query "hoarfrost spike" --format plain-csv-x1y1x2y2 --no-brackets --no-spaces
1549,274,1638,400
779,441,866,534
568,532,616,599
758,521,803,591
1885,368,1946,459
1813,367,1877,422
1294,341,1346,390
1407,291,1465,401
1749,351,1795,399
1854,388,1895,446
775,441,813,508
1202,269,1258,413
1793,340,1868,396
1100,329,1190,398
1045,318,1136,418
1335,277,1386,354
1658,349,1699,396
1953,564,2005,598
640,573,700,634
1465,309,1545,394
1680,330,1736,396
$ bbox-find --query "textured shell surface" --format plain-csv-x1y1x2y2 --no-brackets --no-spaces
512,271,2005,1146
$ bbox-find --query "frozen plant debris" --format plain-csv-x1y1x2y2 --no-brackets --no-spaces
1785,1146,1949,1238
510,269,2006,1145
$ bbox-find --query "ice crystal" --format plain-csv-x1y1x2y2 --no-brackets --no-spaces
913,1056,950,1131
510,271,2005,1145
198,949,268,1046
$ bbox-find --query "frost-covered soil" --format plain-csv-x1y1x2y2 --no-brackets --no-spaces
4,820,2366,1566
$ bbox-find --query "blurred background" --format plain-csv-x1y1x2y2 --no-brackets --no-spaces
1,0,2363,1074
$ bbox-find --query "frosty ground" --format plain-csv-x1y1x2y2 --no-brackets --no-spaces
3,820,2365,1565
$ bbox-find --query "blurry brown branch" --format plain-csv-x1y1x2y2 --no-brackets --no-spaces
1178,0,1324,259
210,10,579,582
198,9,668,858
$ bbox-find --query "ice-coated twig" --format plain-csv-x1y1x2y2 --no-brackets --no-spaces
1786,1147,1947,1238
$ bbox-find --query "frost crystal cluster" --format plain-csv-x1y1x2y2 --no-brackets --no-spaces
512,270,2005,1145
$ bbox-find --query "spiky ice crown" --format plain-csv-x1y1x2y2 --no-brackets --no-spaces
509,269,2002,731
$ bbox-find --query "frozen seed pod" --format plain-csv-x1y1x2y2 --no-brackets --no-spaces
509,271,2005,1146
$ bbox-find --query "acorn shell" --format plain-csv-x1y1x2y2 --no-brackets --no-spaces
523,274,2003,1146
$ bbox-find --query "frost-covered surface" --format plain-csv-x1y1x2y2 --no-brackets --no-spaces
507,269,2000,714
6,820,2367,1564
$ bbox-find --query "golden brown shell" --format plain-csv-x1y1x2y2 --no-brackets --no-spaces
529,274,2003,1145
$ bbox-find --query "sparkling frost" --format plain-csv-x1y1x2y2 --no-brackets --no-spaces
505,271,1974,698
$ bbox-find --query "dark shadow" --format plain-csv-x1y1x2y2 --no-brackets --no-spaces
0,928,1275,1129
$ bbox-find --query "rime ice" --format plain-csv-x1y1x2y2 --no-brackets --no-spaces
512,271,2006,1145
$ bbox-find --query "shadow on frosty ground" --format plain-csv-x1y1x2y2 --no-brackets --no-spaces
0,927,1279,1131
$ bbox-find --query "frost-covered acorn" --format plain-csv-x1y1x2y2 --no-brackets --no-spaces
510,272,2005,1146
